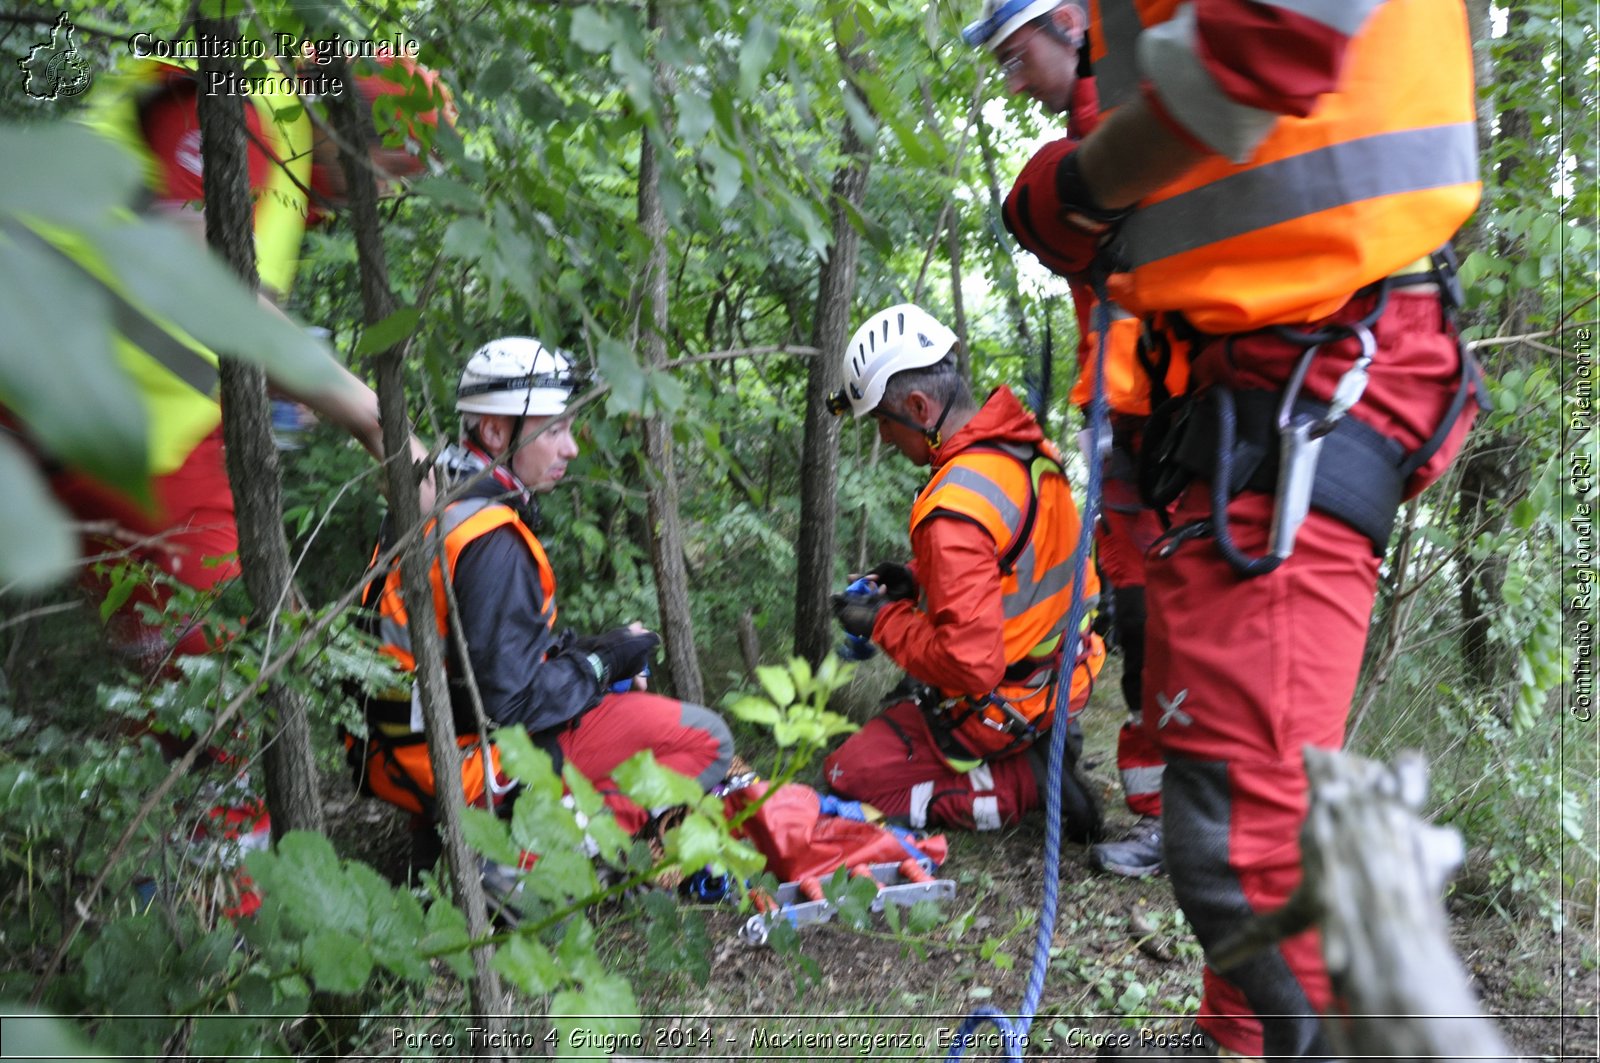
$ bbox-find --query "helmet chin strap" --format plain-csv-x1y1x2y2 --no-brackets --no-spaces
875,396,954,452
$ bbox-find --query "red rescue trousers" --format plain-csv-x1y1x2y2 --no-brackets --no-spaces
1095,461,1165,819
821,700,1041,832
51,427,240,665
1143,287,1475,1059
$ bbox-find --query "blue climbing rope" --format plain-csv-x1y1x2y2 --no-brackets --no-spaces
946,277,1115,1061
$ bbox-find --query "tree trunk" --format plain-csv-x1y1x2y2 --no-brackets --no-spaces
974,108,1033,358
793,31,874,667
948,212,970,382
194,13,322,838
638,0,703,703
326,61,505,1050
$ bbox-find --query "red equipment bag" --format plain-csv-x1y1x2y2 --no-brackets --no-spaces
724,779,948,883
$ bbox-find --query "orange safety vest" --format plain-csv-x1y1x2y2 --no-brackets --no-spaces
907,441,1104,761
348,496,558,815
1069,299,1190,415
1089,0,1481,332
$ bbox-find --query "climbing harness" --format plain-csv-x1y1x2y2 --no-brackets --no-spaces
1140,248,1483,577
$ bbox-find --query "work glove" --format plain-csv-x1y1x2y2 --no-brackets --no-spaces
831,591,885,640
866,560,918,602
576,627,660,687
1002,137,1130,280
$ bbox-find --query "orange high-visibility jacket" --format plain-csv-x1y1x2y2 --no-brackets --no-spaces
351,497,556,814
367,497,557,692
907,435,1102,758
1089,0,1481,332
1068,289,1190,415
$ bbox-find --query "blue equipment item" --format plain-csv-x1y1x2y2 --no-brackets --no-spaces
611,663,650,694
836,577,880,661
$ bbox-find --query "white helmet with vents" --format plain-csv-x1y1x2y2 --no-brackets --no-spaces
456,337,587,416
829,304,957,418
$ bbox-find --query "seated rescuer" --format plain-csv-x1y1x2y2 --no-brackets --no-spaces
349,337,734,838
820,304,1106,838
972,0,1483,1056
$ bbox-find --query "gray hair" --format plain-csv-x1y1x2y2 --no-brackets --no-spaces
879,352,973,417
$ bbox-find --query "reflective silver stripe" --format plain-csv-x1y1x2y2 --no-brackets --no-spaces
1116,123,1480,270
973,795,1002,832
1139,4,1278,162
1121,764,1165,796
1257,0,1386,35
1094,0,1145,109
909,781,935,829
968,763,995,792
935,466,1022,530
10,220,220,397
1002,540,1073,618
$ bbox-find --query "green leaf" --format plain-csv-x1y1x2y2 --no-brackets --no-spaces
676,89,714,146
477,55,519,98
727,695,780,726
739,18,780,95
493,726,563,798
493,933,565,995
0,224,148,496
0,124,143,226
570,7,615,52
81,220,342,395
598,336,646,412
755,665,796,708
668,813,726,870
303,931,374,993
611,752,703,810
0,1009,120,1062
420,899,472,980
701,139,744,209
442,216,493,260
550,975,640,1058
412,177,482,212
0,434,77,591
353,306,420,357
461,806,522,865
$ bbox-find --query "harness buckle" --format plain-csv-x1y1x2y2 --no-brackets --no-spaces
1267,325,1375,562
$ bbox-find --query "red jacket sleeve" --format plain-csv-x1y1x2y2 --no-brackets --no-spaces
870,516,1006,698
1194,0,1360,117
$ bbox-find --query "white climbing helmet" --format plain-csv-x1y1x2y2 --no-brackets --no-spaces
456,337,587,416
962,0,1063,49
830,304,957,418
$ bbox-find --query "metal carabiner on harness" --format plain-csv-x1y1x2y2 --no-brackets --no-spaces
1267,324,1376,562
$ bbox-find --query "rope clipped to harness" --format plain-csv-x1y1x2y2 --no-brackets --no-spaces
945,274,1113,1062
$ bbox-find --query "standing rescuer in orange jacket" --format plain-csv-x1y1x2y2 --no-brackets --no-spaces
820,304,1105,839
968,0,1482,1058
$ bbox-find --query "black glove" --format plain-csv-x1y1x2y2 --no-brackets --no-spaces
867,560,918,602
831,592,884,639
576,627,660,686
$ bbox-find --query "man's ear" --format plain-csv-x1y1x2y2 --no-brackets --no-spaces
1054,2,1087,44
903,391,934,426
476,414,512,456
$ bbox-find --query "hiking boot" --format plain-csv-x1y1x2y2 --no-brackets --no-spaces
1091,815,1164,878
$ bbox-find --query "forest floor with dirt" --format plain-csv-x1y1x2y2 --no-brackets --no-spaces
328,656,1598,1061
